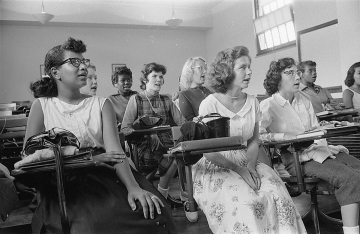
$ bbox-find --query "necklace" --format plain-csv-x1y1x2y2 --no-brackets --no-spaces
57,99,80,117
225,92,241,99
144,91,161,114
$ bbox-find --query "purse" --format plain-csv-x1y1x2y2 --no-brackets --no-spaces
197,113,230,138
132,115,164,130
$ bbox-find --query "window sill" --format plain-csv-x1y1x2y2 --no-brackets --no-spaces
256,41,296,57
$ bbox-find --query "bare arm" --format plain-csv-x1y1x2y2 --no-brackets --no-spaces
102,99,164,218
101,100,139,190
343,89,354,108
23,99,45,148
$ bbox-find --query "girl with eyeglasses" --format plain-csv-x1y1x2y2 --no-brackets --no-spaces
25,37,177,234
179,57,212,121
260,57,360,234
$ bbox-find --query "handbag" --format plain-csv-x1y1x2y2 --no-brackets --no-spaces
132,115,164,130
197,113,230,138
12,128,113,234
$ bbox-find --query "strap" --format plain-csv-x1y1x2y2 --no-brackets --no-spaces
53,144,70,234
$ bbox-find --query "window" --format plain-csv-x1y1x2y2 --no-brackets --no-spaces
253,0,296,55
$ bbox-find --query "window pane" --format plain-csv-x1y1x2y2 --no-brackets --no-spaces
263,4,271,15
270,1,278,11
278,24,289,43
258,34,267,50
271,27,281,46
265,30,274,48
277,0,285,8
286,21,296,41
284,0,293,5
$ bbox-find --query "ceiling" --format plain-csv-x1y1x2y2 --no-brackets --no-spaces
0,0,228,29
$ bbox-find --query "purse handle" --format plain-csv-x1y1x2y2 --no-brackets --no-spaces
197,113,224,124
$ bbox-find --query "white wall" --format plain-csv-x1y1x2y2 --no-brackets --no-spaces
0,24,207,102
205,0,353,96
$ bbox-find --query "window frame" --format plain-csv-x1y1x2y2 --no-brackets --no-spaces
253,0,296,56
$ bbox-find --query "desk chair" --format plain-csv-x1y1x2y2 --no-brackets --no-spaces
266,143,342,234
170,126,200,222
0,117,28,171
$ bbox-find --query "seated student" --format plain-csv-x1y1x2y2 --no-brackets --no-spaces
80,63,97,96
192,46,306,234
298,60,340,113
121,62,186,205
343,62,360,113
108,66,137,127
178,57,212,121
260,57,360,234
25,37,177,234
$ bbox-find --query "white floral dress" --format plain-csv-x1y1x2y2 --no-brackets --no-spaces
192,94,306,234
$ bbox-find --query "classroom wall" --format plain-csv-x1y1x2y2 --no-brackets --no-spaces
0,24,207,102
205,0,356,97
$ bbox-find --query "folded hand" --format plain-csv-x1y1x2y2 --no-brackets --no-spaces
233,165,259,191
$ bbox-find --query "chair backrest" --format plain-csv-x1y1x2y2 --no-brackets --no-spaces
324,85,343,104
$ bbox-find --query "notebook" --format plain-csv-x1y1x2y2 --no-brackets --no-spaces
168,136,243,154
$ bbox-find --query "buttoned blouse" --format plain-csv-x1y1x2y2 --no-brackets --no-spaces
38,96,107,149
259,92,318,142
199,94,260,146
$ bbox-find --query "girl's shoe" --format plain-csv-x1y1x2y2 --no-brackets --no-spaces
183,201,198,222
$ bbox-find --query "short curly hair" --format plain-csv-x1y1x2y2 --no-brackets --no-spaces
298,60,316,73
207,46,250,93
344,62,360,87
180,57,206,90
140,62,167,90
111,66,132,85
30,37,87,98
263,58,296,96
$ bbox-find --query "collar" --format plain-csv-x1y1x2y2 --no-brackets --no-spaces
299,82,321,93
273,92,302,107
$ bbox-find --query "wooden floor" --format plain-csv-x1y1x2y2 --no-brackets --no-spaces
1,178,344,234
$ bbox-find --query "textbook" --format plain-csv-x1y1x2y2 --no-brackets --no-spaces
316,111,330,117
168,136,243,154
296,130,327,139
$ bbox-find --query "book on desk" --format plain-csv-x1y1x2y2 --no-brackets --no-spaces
296,125,359,139
168,136,243,154
316,108,355,117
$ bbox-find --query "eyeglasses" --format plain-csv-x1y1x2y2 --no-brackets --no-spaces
283,70,302,78
192,66,207,72
59,58,91,68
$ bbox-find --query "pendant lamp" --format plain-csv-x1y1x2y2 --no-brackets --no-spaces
165,3,183,28
33,0,54,24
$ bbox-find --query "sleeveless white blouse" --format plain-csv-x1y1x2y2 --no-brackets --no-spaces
38,96,107,149
344,88,360,109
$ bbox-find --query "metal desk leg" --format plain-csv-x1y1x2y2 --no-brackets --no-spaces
185,165,196,212
291,145,305,193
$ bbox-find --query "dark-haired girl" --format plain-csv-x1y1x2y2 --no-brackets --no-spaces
121,62,186,205
343,62,360,113
26,38,177,234
260,57,360,234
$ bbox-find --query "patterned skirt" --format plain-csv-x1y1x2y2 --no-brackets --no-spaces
192,149,307,234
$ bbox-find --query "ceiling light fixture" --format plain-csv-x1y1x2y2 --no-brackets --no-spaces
165,2,183,28
33,0,54,24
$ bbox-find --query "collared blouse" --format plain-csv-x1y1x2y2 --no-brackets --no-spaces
259,92,318,142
